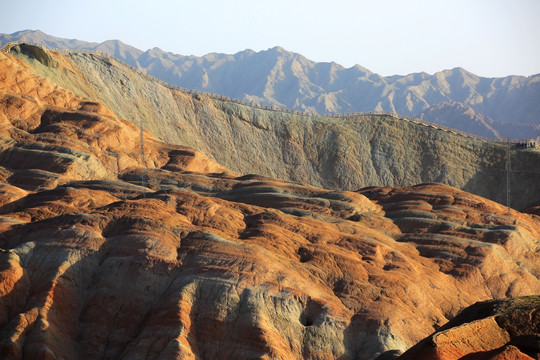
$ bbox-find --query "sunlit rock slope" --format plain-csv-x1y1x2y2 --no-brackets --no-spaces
399,296,540,360
0,47,539,359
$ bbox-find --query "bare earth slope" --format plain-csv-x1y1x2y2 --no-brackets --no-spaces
0,47,539,359
8,44,540,210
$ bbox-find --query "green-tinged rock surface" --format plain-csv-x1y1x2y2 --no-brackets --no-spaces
9,45,540,209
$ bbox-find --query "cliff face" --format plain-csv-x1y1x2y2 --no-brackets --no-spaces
8,44,540,210
0,48,539,360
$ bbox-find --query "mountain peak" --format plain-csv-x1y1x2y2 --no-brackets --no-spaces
7,29,52,42
100,39,126,46
269,45,287,53
264,46,295,58
351,64,373,75
12,29,44,36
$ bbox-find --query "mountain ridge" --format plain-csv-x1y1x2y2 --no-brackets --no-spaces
2,30,539,140
419,102,540,139
7,43,540,210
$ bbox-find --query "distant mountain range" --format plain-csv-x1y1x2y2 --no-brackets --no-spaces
2,30,539,139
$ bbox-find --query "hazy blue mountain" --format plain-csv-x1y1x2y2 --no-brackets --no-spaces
1,29,99,49
2,30,539,138
418,102,540,140
0,30,143,66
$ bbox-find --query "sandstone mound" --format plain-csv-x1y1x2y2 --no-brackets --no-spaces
398,296,540,360
0,50,539,359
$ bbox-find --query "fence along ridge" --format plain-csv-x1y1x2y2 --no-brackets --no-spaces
2,41,532,145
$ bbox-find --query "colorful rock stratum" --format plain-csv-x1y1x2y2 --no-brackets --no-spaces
0,49,538,360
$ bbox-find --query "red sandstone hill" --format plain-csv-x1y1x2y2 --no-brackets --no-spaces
0,51,538,359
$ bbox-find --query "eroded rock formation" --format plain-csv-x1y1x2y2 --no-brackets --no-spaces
399,296,540,360
0,49,538,359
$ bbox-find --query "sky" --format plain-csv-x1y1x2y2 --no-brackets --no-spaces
1,0,539,77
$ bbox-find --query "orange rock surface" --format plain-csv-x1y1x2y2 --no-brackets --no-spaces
0,50,539,359
398,296,540,360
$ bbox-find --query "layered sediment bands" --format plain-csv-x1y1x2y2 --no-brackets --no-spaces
0,50,539,359
359,184,540,296
9,44,540,210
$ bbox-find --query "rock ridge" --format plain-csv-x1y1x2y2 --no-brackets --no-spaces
0,48,539,359
7,44,540,210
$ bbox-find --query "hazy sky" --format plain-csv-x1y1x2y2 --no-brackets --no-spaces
2,0,539,77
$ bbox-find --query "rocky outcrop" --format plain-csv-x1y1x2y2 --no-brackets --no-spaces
7,44,540,210
0,48,539,359
398,296,540,360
